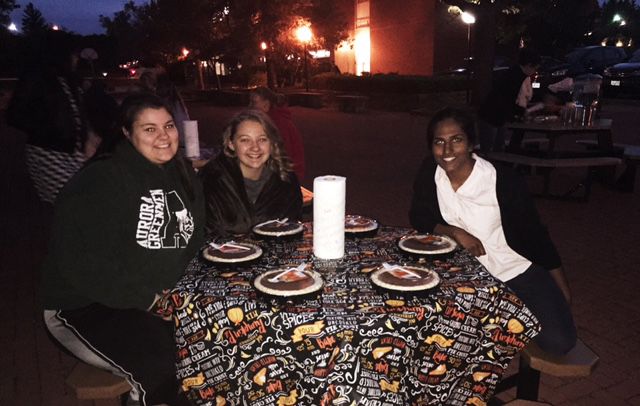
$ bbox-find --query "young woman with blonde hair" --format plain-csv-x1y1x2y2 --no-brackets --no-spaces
200,109,302,236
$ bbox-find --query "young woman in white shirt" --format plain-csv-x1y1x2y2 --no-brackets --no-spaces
409,107,576,355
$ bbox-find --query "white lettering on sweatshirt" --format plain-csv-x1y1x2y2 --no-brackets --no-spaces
136,189,194,249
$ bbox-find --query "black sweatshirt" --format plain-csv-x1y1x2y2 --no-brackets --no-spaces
41,141,205,310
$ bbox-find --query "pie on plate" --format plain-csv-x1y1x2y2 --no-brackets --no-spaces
398,234,457,255
254,267,323,297
203,242,263,263
252,219,304,237
371,264,440,292
345,215,378,233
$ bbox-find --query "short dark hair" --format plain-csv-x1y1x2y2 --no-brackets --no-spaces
518,48,541,67
119,93,174,133
251,86,286,107
426,107,477,150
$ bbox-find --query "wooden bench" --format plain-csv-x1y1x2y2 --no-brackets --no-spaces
66,362,130,406
576,139,640,192
485,151,621,201
336,94,368,113
520,138,549,150
495,339,599,403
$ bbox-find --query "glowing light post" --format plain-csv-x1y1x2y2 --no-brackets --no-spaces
261,41,274,89
296,25,312,92
461,11,476,104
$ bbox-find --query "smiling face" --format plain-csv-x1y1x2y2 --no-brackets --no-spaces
228,119,272,180
124,107,178,165
431,118,475,179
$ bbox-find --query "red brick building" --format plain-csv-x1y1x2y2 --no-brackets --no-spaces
334,0,469,76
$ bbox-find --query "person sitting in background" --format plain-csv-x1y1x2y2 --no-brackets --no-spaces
42,94,204,406
478,48,541,152
409,107,576,355
7,32,89,204
250,86,306,182
83,80,119,156
200,109,302,237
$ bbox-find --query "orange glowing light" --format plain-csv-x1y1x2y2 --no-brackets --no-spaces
296,26,312,44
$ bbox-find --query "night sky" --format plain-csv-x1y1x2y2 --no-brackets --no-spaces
9,0,146,35
7,0,634,36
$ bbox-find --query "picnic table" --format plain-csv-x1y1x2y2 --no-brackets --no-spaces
486,118,621,200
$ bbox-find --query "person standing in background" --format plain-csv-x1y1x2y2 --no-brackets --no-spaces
250,87,306,182
477,48,541,153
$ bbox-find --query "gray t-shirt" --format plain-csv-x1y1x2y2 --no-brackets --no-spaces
244,167,272,204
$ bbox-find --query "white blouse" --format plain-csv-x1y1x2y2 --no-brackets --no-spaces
435,154,531,281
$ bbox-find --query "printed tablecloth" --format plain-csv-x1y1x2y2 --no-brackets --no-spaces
171,225,540,405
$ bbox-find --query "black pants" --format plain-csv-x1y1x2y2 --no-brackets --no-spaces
506,264,577,355
44,304,187,406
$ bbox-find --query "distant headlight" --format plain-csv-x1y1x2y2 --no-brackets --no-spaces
551,69,568,77
603,67,613,76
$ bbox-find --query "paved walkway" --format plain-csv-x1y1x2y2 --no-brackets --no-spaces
1,99,639,405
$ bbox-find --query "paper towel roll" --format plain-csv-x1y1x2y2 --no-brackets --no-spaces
313,175,346,259
183,120,200,158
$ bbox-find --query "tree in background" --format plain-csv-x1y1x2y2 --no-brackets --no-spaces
21,2,47,36
99,1,147,63
0,0,18,30
100,0,348,87
504,0,599,58
595,0,640,48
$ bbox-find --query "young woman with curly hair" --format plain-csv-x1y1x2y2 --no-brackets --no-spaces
200,109,302,236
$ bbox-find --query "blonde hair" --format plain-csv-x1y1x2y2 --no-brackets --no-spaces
222,109,293,181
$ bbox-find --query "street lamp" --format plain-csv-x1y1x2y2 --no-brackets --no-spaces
260,41,274,88
461,11,476,104
296,25,312,92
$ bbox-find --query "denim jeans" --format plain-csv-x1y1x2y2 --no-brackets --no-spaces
506,264,577,355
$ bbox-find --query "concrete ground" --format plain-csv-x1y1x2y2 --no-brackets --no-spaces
1,98,639,405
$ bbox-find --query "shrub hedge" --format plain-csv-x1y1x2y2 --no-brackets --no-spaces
310,72,467,94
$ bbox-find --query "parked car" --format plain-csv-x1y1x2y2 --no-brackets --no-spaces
531,56,566,99
602,49,640,98
566,46,627,75
532,47,627,99
438,56,513,76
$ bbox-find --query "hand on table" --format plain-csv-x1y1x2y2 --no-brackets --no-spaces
148,289,175,321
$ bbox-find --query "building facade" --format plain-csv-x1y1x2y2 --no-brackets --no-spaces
334,0,469,76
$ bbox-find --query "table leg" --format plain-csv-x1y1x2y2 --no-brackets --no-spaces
597,130,614,150
516,358,541,401
506,129,525,152
615,160,637,193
